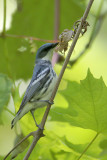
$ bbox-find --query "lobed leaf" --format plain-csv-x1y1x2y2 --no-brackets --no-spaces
50,69,107,134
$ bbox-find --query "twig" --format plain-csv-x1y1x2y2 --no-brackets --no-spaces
4,34,58,43
2,0,6,37
77,132,99,160
23,130,44,160
23,0,95,159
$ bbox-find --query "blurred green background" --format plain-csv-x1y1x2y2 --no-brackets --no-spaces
0,0,107,159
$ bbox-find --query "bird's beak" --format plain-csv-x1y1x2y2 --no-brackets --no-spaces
52,42,59,48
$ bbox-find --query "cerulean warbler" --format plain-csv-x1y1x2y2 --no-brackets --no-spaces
11,43,58,129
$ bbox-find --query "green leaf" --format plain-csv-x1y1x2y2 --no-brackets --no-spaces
37,131,99,160
99,139,107,159
50,69,107,134
0,73,12,124
58,136,100,160
0,0,84,80
46,122,104,160
0,156,4,160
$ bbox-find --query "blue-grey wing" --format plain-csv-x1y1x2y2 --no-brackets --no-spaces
17,64,50,113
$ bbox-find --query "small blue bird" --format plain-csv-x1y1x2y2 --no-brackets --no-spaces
11,43,58,129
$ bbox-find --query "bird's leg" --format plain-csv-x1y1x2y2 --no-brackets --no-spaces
30,110,43,130
30,110,38,127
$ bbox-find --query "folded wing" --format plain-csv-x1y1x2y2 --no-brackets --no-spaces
17,64,50,114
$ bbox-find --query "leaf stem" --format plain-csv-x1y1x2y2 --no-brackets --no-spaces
2,0,6,37
77,132,99,160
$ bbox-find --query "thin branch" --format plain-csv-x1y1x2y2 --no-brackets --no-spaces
23,0,95,159
2,0,6,37
23,130,45,160
77,132,99,160
4,34,58,43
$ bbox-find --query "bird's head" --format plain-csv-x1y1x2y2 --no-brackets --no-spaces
36,43,58,62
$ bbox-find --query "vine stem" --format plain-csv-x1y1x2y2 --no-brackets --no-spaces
2,0,6,36
77,132,99,160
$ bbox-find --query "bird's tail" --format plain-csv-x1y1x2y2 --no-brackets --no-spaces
11,110,22,129
11,114,19,129
11,103,31,129
11,105,29,129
